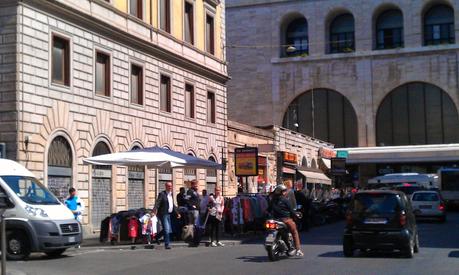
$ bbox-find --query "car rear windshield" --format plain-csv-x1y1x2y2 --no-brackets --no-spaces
353,193,400,214
412,193,439,201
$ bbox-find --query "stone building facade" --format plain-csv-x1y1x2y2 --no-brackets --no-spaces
226,0,459,183
0,0,228,235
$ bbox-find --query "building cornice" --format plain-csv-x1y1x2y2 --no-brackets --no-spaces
24,0,229,84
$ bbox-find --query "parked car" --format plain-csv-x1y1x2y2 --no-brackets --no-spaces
411,191,446,223
343,190,419,258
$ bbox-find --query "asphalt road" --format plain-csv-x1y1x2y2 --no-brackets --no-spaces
8,213,459,275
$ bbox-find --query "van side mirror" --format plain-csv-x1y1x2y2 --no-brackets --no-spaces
0,191,14,209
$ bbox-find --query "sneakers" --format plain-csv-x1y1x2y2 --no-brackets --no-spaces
217,241,225,247
210,241,218,247
287,249,296,256
295,250,304,257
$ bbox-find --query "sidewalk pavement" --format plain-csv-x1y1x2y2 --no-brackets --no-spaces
79,233,263,251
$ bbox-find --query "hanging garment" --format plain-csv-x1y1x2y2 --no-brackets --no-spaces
128,217,139,239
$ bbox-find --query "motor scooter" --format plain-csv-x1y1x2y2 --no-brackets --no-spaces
264,211,303,261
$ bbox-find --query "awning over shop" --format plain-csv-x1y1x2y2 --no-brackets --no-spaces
298,169,332,185
336,144,459,164
282,167,296,174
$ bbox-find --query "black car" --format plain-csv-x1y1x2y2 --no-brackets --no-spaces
343,190,419,258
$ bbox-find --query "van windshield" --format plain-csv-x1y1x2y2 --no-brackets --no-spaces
1,176,60,205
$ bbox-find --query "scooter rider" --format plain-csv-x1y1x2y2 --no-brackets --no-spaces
268,184,304,257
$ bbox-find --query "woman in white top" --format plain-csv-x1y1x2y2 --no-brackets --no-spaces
208,187,225,247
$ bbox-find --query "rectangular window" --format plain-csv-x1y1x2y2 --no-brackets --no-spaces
207,92,215,123
51,35,70,86
95,52,110,97
206,14,215,54
129,0,143,20
160,75,172,112
184,1,194,44
185,84,195,118
130,64,143,105
159,0,171,33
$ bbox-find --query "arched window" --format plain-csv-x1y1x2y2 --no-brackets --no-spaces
128,145,145,209
283,89,358,148
47,136,72,202
376,82,459,146
329,13,355,53
301,157,308,167
91,141,112,229
284,17,308,57
424,4,455,45
376,9,404,49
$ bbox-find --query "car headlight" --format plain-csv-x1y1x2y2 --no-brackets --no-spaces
25,205,48,218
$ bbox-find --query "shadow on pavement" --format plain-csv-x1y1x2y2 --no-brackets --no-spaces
236,255,269,263
448,251,459,258
318,250,407,259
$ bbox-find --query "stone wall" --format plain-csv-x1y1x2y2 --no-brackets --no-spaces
0,1,18,159
226,0,459,147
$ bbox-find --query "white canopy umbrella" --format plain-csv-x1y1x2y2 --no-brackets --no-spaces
83,146,222,169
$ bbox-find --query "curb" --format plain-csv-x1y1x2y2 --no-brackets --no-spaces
78,236,262,251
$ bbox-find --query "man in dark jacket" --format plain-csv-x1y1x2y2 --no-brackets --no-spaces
154,182,180,249
187,180,200,225
268,185,303,257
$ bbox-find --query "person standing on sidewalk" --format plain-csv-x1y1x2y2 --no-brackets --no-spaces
153,182,180,249
187,180,200,225
208,187,225,247
65,187,85,223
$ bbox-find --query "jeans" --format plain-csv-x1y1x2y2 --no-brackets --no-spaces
189,210,199,225
161,214,172,247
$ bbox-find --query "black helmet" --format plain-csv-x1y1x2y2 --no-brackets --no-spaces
274,184,287,195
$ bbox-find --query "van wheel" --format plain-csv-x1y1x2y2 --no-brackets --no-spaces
45,249,66,258
6,231,31,261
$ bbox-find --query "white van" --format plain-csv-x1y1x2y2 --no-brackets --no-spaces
0,159,82,260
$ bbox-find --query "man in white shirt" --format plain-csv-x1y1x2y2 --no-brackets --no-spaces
153,182,180,249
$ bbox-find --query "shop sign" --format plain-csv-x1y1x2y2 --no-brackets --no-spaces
283,152,297,164
0,143,5,158
319,147,336,159
331,158,346,175
336,150,349,159
235,147,258,176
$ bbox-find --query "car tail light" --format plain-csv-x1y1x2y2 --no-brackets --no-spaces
346,211,353,225
399,212,407,226
265,221,278,230
439,203,445,211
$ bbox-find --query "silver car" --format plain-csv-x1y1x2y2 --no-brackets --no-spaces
411,191,446,223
